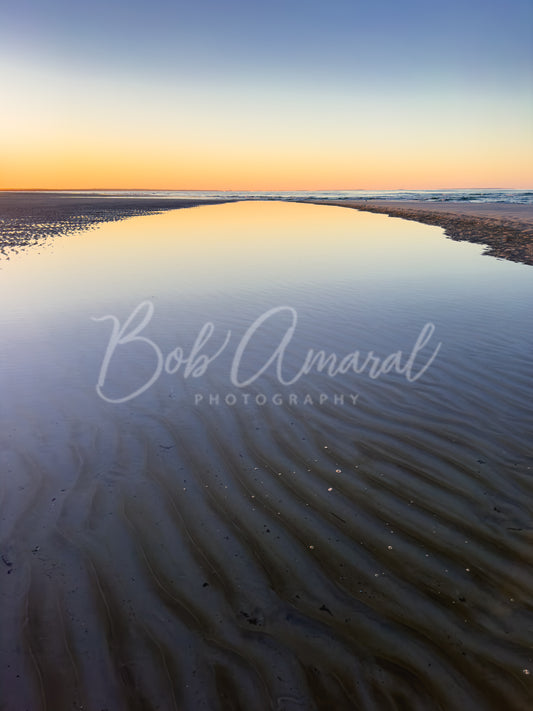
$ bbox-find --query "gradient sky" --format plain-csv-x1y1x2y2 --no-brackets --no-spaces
1,0,532,189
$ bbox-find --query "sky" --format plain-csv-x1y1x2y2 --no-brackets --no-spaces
0,0,532,190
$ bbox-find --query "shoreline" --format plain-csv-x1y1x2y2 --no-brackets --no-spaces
0,192,234,255
2,192,533,267
303,199,533,266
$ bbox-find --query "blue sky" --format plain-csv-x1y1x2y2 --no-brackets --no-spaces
1,0,531,188
3,0,531,82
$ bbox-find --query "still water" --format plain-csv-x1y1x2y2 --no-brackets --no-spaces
1,201,532,710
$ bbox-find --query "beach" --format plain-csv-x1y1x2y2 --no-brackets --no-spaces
1,198,532,710
2,192,533,268
2,0,532,705
306,200,533,266
0,192,233,256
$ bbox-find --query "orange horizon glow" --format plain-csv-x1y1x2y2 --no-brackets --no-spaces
2,140,531,192
1,157,532,193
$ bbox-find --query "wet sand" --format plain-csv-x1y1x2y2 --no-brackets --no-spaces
1,201,532,710
0,192,233,256
305,200,533,266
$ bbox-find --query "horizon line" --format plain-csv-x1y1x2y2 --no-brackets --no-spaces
1,186,531,193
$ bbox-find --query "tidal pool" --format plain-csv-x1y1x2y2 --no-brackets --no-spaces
1,201,532,710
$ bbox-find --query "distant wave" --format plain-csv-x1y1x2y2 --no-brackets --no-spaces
48,189,533,204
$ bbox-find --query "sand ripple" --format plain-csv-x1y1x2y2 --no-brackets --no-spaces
1,339,532,710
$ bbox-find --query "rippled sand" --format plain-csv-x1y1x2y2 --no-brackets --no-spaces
1,202,532,710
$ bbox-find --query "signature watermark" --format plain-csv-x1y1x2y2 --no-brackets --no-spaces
92,301,442,404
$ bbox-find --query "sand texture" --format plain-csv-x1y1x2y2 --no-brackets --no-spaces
0,192,233,256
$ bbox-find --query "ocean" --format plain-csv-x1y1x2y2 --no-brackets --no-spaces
37,188,533,204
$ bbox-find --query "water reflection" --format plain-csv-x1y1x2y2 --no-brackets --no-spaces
1,201,532,711
2,200,518,316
